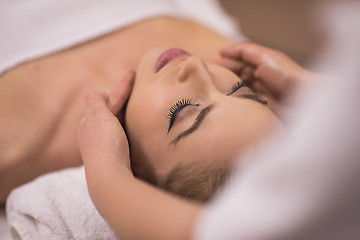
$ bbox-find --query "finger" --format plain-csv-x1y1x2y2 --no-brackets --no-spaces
240,65,256,84
221,42,270,67
220,42,261,57
78,92,108,158
212,58,245,75
80,91,112,141
79,92,125,163
109,71,135,115
83,91,110,117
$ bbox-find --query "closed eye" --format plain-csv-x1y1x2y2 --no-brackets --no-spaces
167,99,199,133
228,81,268,105
168,81,267,144
227,81,246,95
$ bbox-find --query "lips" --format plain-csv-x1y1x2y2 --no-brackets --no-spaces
155,48,191,73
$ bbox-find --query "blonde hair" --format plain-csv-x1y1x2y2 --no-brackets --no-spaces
158,161,232,202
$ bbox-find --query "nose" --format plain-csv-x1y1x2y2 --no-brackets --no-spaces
175,56,212,86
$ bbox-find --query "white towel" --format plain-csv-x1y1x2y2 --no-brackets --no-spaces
0,0,243,75
6,166,117,240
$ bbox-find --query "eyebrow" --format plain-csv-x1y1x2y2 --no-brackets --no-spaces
170,104,214,145
238,94,268,105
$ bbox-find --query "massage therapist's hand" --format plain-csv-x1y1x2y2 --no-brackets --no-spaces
77,71,200,240
77,71,135,202
216,42,316,115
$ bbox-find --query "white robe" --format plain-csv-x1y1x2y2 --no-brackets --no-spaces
194,1,360,240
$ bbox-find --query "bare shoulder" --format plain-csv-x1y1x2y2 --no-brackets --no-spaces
0,50,98,203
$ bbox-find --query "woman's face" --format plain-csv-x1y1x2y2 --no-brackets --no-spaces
125,48,282,179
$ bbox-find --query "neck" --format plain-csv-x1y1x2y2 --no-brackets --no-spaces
0,17,234,203
73,17,234,75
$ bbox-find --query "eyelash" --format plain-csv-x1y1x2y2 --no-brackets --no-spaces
167,81,244,118
167,98,198,132
228,81,246,95
167,98,193,119
166,81,247,130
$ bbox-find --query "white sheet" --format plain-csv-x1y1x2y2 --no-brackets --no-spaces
0,0,243,75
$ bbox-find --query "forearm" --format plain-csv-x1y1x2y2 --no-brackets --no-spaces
85,161,202,240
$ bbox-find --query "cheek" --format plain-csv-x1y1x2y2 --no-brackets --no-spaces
126,97,164,146
125,88,172,170
136,48,171,82
233,108,283,150
210,103,282,153
136,48,163,79
209,64,241,93
199,112,280,165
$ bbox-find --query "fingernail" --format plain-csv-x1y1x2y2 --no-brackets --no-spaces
79,116,87,127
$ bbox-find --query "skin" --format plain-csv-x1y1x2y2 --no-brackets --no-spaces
125,48,283,180
0,17,234,204
0,17,320,205
217,42,320,117
79,42,317,240
79,75,201,240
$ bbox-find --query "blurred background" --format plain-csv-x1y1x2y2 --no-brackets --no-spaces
220,0,325,67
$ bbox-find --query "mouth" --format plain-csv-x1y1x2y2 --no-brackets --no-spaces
155,48,191,73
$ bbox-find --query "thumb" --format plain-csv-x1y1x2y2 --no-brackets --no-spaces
108,71,135,115
221,42,269,67
83,91,110,117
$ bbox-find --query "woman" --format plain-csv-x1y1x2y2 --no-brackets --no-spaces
78,41,319,240
123,44,311,200
4,41,313,239
77,6,360,236
0,0,241,203
0,0,310,204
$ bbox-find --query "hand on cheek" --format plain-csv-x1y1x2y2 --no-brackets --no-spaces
77,71,135,181
216,42,315,116
77,71,200,240
212,53,255,82
108,71,136,124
